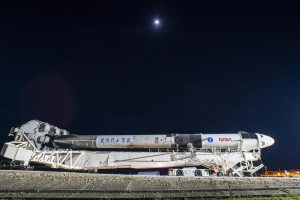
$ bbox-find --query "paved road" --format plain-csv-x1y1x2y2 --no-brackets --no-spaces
0,170,299,198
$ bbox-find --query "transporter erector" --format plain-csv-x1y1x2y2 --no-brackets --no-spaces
1,120,274,176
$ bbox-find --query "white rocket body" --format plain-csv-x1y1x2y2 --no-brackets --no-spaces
15,120,274,151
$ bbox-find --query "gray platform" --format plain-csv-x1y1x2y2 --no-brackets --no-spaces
0,170,299,198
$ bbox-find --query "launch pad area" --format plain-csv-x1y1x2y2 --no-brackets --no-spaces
0,170,299,198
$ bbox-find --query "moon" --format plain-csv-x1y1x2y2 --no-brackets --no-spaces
153,18,161,27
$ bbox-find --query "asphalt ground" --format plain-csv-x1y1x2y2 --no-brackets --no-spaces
0,170,299,198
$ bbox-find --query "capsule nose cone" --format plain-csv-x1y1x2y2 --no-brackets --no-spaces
260,134,275,148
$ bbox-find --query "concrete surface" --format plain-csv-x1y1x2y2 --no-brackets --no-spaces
0,170,299,198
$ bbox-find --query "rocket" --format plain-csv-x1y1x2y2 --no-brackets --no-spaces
51,132,274,151
12,120,274,151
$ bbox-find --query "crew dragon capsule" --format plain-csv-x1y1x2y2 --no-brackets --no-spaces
51,132,274,151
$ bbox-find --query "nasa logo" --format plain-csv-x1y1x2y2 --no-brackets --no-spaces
219,138,232,142
207,137,213,143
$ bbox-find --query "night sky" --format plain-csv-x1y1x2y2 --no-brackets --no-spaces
0,1,300,169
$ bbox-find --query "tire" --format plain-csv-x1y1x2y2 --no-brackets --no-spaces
228,172,234,177
243,172,253,177
195,169,202,176
176,169,184,176
217,172,224,176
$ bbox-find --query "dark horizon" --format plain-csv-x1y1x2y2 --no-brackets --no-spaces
1,1,300,169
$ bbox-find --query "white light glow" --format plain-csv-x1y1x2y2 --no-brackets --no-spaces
154,19,160,25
